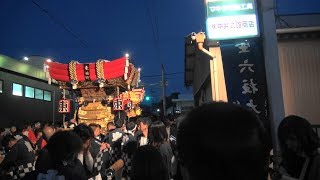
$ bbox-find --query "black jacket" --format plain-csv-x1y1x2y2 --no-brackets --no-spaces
0,138,35,171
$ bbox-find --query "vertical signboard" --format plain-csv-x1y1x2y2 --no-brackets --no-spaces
220,38,269,124
205,0,260,40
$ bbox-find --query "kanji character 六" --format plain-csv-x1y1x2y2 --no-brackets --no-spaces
239,59,254,73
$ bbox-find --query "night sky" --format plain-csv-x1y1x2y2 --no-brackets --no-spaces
0,0,319,100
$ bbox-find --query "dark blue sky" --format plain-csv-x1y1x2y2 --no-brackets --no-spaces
0,0,319,100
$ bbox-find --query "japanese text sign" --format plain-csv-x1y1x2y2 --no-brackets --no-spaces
205,0,260,40
58,100,71,113
113,98,124,111
220,38,269,123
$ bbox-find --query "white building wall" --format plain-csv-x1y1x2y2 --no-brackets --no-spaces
278,39,320,124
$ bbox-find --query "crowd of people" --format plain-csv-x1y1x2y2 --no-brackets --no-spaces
0,102,319,180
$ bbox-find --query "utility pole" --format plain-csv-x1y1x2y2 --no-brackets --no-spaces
161,64,166,118
260,0,285,171
62,89,66,128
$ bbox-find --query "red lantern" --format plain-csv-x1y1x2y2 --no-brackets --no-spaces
124,99,133,110
58,100,71,113
113,98,124,111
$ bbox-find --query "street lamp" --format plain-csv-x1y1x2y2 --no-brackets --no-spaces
46,58,52,63
23,56,29,61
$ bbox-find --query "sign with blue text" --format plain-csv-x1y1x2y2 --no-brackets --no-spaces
205,0,260,40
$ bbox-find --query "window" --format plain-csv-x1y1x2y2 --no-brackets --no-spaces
44,91,51,101
25,86,35,98
12,83,23,96
35,89,43,100
0,80,3,93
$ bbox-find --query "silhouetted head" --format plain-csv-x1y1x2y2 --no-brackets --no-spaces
138,117,152,132
132,145,168,180
177,102,269,180
89,123,100,138
2,134,17,149
278,115,320,157
114,116,125,129
73,123,94,150
148,121,168,146
46,130,82,168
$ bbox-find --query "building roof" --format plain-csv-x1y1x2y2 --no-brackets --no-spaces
184,24,320,87
0,54,47,81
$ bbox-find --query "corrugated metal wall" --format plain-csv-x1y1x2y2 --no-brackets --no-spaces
278,40,320,125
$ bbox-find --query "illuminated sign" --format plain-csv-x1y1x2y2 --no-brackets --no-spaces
205,0,259,40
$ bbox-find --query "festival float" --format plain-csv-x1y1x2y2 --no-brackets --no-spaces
45,55,144,132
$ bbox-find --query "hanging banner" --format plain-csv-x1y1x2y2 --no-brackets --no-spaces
220,38,269,123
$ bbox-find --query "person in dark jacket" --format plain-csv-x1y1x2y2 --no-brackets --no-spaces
105,116,126,180
89,123,110,179
0,134,35,179
177,102,269,180
28,130,87,180
277,115,320,180
73,124,97,178
136,117,152,147
122,122,138,179
148,120,173,180
132,145,168,180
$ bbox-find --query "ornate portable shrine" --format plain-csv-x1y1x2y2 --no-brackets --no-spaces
45,56,143,132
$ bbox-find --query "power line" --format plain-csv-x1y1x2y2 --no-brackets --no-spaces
141,72,184,78
146,2,158,48
31,0,88,48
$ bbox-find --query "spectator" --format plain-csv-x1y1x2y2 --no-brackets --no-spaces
35,129,47,151
10,126,17,136
104,122,116,143
277,115,320,180
0,134,35,179
73,124,96,178
43,125,55,141
132,145,168,180
97,124,105,141
107,122,116,132
25,124,37,146
122,122,138,179
34,130,87,180
136,117,152,146
105,116,126,180
177,102,269,180
148,120,173,179
168,115,186,179
34,122,41,132
105,116,126,146
13,125,34,148
88,123,110,179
